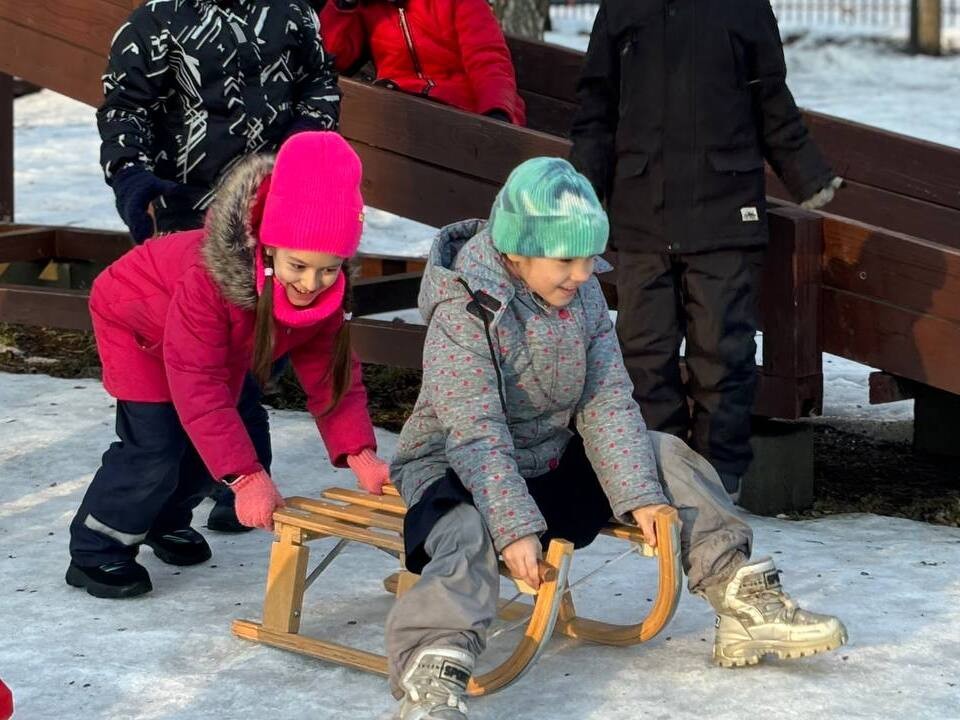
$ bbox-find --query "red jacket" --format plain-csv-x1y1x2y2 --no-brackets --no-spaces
321,0,526,125
89,154,376,482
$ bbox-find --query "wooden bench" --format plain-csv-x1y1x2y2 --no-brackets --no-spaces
232,485,682,696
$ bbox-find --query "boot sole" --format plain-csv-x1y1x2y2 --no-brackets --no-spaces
714,627,848,668
144,540,212,567
205,519,255,534
65,565,152,599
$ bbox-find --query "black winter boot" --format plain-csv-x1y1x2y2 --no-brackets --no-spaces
144,527,212,566
66,559,152,599
206,488,253,534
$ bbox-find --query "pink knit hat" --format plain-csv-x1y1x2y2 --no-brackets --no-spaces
259,131,364,257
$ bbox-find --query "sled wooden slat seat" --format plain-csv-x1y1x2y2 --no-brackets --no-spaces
320,486,408,514
233,486,682,696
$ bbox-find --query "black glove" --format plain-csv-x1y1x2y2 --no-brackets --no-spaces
112,167,180,243
484,109,512,124
282,117,327,143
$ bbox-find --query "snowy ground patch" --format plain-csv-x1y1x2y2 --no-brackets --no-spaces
1,373,958,719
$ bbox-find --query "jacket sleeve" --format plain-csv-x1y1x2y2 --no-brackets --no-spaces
573,278,667,517
96,8,170,182
291,1,342,130
319,2,369,74
163,268,262,481
454,0,527,125
751,0,833,201
424,300,546,552
569,1,619,203
289,314,377,467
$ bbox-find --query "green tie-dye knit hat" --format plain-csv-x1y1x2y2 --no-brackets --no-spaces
489,157,609,258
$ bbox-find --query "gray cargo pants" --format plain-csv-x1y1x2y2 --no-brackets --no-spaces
385,431,752,693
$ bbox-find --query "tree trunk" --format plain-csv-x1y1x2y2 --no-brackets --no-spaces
493,0,550,41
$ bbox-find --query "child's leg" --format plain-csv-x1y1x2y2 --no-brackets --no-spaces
385,503,499,698
141,441,214,566
646,430,753,593
680,249,764,496
152,443,211,533
650,432,847,663
615,251,690,440
525,434,614,550
69,401,188,567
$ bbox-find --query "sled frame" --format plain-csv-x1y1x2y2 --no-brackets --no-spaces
233,485,681,697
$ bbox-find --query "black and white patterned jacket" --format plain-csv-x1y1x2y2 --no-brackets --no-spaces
98,0,341,228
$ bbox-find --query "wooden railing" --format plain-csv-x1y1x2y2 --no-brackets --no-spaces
1,0,958,423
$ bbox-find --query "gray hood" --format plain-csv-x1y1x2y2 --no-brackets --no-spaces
417,219,516,327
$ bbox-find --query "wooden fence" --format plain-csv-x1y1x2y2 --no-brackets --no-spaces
1,0,959,425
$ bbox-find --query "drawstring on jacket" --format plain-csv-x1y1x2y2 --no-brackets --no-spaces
455,278,508,417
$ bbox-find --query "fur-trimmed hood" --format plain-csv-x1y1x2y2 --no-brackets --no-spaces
200,153,275,311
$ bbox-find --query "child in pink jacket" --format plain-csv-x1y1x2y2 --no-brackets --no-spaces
67,132,390,599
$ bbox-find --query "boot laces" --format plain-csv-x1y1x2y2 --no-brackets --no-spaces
743,569,798,621
407,681,467,714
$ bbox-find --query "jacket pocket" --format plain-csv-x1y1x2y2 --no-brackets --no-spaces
133,331,162,357
615,151,650,178
699,146,767,237
609,151,659,236
706,146,764,174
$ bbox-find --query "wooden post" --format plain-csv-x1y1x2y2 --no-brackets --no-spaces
910,0,942,55
0,73,12,223
261,525,310,634
757,205,824,418
913,383,960,456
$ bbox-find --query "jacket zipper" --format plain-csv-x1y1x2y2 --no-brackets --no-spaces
397,7,436,96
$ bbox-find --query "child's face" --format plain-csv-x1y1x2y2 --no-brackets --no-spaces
504,254,595,307
267,247,344,307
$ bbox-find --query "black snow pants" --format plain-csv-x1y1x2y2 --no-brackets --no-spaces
69,375,271,566
615,249,763,477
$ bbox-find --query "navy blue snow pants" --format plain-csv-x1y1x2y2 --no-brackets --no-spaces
68,375,271,566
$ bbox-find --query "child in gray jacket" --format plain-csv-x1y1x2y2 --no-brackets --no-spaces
387,158,846,720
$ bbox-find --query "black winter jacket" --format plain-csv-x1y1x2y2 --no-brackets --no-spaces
570,0,833,254
98,0,341,228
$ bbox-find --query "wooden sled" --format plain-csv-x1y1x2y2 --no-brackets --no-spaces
233,485,682,696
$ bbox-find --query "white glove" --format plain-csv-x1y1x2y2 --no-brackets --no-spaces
801,176,844,210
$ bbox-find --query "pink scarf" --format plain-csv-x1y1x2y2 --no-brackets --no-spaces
254,250,346,328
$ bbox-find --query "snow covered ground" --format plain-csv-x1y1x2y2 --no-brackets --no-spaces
1,372,958,719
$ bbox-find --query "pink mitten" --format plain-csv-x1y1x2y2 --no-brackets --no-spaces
346,448,390,495
230,470,285,530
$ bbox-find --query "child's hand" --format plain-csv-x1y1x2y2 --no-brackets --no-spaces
230,470,285,530
346,448,390,495
630,504,672,548
502,535,543,592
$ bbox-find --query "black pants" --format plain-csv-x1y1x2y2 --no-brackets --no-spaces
69,374,271,566
403,435,614,574
615,249,763,477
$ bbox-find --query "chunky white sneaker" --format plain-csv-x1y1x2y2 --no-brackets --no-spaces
398,647,473,720
705,557,848,668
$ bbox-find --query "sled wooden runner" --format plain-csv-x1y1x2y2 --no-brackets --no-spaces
232,485,682,696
